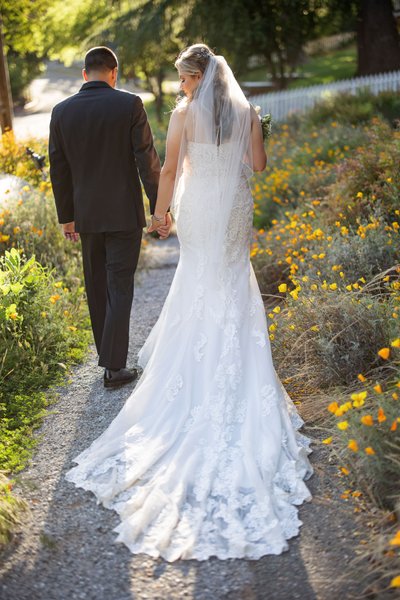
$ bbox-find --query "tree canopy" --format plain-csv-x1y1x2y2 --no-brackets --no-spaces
2,0,400,112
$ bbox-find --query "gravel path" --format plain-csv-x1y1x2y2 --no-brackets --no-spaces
0,236,369,600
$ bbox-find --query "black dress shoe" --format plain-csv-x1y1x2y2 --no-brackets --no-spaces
104,367,138,388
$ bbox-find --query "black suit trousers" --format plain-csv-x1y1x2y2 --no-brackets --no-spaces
80,230,142,370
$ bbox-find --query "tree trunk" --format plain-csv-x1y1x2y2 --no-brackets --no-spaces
357,0,400,75
154,68,164,124
0,18,13,133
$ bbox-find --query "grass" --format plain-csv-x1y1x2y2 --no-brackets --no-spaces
242,43,357,88
289,43,357,88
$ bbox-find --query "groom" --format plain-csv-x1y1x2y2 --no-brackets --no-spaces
49,46,169,388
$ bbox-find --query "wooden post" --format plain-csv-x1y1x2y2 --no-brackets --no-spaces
0,16,13,133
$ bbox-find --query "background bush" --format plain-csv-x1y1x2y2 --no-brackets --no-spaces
0,132,91,544
251,90,400,593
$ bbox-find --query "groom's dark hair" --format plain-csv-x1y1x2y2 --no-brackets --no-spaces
85,47,118,73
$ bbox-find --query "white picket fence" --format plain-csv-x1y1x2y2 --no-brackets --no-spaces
249,70,400,121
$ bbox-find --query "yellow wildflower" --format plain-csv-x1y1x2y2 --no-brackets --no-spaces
351,390,367,403
357,374,367,383
389,531,400,547
278,283,287,293
337,421,349,430
348,439,358,452
390,576,400,588
377,407,386,423
361,415,373,426
322,437,332,445
378,347,390,360
391,338,400,348
365,447,375,455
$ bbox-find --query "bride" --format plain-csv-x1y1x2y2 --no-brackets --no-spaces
66,43,313,561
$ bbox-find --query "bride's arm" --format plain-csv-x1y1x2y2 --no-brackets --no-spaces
250,105,267,172
148,108,186,231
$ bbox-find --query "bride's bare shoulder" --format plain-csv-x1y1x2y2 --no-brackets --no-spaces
167,106,187,134
171,105,188,119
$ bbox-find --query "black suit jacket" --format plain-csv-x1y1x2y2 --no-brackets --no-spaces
49,81,161,232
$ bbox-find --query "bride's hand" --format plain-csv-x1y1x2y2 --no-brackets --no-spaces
147,214,166,234
157,213,172,239
147,213,172,238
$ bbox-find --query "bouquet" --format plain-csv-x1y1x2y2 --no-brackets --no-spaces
254,105,272,142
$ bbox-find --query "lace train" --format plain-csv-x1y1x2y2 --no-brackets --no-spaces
66,142,313,561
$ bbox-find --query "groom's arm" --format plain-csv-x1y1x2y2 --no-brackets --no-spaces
130,96,161,215
49,110,74,224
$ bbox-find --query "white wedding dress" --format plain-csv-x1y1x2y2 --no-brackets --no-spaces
66,140,313,561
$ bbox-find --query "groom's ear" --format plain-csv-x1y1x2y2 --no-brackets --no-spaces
82,68,89,82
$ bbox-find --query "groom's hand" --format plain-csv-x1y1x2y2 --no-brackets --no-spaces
62,221,79,242
157,213,172,239
147,213,172,239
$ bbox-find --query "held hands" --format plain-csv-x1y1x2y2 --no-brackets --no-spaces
62,221,79,242
148,213,172,239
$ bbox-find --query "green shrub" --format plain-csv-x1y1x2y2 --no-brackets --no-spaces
328,371,400,512
292,88,400,129
0,473,28,546
7,52,45,104
269,282,397,390
251,90,400,594
0,248,90,473
0,132,47,187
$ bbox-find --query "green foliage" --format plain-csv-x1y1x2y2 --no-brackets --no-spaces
0,248,90,473
0,134,90,531
301,89,400,128
0,132,47,186
1,0,50,100
0,472,28,546
288,43,357,88
252,90,400,233
270,283,397,390
0,132,83,282
250,89,400,536
331,373,400,511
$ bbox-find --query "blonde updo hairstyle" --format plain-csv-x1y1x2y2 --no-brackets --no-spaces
175,43,233,143
174,43,214,82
